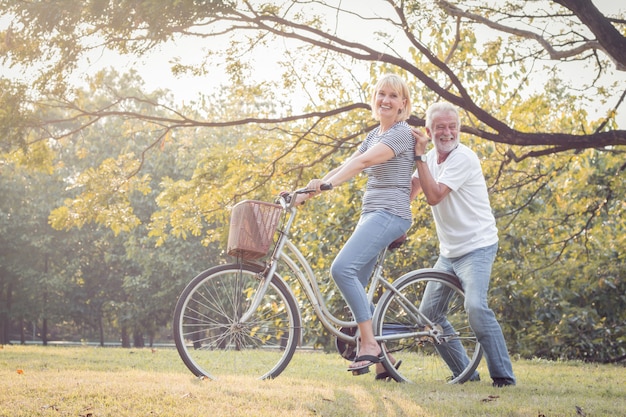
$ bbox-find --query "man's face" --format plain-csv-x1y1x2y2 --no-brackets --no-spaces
427,110,460,155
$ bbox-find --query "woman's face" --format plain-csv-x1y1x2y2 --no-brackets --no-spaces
375,86,405,121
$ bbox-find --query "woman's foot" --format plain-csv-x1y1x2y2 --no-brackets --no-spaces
348,344,383,374
375,360,402,382
347,354,383,375
374,351,396,374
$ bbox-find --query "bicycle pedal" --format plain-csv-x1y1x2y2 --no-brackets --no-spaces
351,367,370,376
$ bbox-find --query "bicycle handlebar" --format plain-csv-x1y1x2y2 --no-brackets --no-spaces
278,183,333,208
295,183,333,194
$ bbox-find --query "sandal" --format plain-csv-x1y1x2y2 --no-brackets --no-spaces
347,354,383,375
375,360,402,382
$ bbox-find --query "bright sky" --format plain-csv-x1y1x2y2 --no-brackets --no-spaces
1,1,624,128
117,0,626,128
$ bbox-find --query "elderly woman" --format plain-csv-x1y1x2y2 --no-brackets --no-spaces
300,73,415,375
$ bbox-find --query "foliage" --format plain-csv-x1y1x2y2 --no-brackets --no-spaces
488,145,626,362
0,1,625,362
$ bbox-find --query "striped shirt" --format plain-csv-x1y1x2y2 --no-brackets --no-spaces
358,121,415,221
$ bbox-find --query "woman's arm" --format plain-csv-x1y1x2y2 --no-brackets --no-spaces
324,143,395,187
297,142,395,205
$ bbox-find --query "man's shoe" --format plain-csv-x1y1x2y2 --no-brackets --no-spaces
469,372,480,382
492,378,515,387
447,372,479,383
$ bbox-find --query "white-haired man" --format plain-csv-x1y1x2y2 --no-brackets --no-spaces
411,102,516,387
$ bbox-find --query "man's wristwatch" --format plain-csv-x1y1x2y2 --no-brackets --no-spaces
414,154,427,162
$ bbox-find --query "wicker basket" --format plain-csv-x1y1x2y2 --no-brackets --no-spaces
227,200,283,260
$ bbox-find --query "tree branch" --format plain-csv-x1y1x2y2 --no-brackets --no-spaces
31,97,626,154
438,0,626,72
552,0,626,70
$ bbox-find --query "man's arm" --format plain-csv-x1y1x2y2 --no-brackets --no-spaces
410,176,422,200
411,127,452,205
414,160,451,205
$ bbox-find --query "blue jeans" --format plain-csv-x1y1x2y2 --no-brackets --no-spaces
420,243,516,383
331,210,412,323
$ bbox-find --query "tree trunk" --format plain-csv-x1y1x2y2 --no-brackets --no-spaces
0,282,13,345
42,318,48,345
0,316,5,345
99,316,104,347
20,318,25,345
133,330,144,348
121,326,130,348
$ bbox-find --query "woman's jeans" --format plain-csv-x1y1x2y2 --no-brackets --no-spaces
420,243,516,383
331,210,412,324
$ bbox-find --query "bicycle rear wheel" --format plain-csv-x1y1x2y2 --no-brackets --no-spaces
173,263,301,380
373,269,482,384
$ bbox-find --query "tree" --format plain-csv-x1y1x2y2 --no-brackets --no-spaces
0,144,72,345
0,69,225,346
1,0,625,232
0,1,624,360
1,1,624,150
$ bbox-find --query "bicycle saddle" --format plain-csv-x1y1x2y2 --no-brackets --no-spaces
388,234,407,251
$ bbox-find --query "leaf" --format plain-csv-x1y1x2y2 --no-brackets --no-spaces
480,395,499,402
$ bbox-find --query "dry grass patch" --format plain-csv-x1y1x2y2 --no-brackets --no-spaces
0,345,624,416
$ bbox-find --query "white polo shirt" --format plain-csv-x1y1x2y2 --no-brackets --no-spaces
413,144,498,258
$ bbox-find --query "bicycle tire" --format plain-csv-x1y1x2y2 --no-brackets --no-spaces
173,263,301,380
373,269,483,384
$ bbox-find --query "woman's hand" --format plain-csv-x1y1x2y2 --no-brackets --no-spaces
294,192,309,206
306,179,326,192
293,179,324,206
411,128,430,155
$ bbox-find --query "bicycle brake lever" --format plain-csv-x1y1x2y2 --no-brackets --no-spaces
276,191,292,208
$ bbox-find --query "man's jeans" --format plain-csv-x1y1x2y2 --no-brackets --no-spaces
420,243,516,383
331,210,411,323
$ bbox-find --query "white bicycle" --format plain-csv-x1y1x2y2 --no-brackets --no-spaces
173,187,482,383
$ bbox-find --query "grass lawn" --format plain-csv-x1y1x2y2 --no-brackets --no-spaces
0,345,624,416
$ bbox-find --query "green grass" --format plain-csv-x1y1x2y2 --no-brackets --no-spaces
1,345,624,416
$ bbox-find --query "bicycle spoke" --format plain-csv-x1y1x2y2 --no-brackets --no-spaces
374,270,482,384
173,264,300,379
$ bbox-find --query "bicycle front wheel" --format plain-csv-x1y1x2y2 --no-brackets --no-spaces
173,263,301,380
373,269,482,384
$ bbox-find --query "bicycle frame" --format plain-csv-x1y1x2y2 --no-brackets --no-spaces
174,190,482,383
239,191,443,346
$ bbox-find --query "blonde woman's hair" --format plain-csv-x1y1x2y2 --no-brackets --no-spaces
370,74,412,122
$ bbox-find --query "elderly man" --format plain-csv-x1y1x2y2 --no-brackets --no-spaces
411,102,516,387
